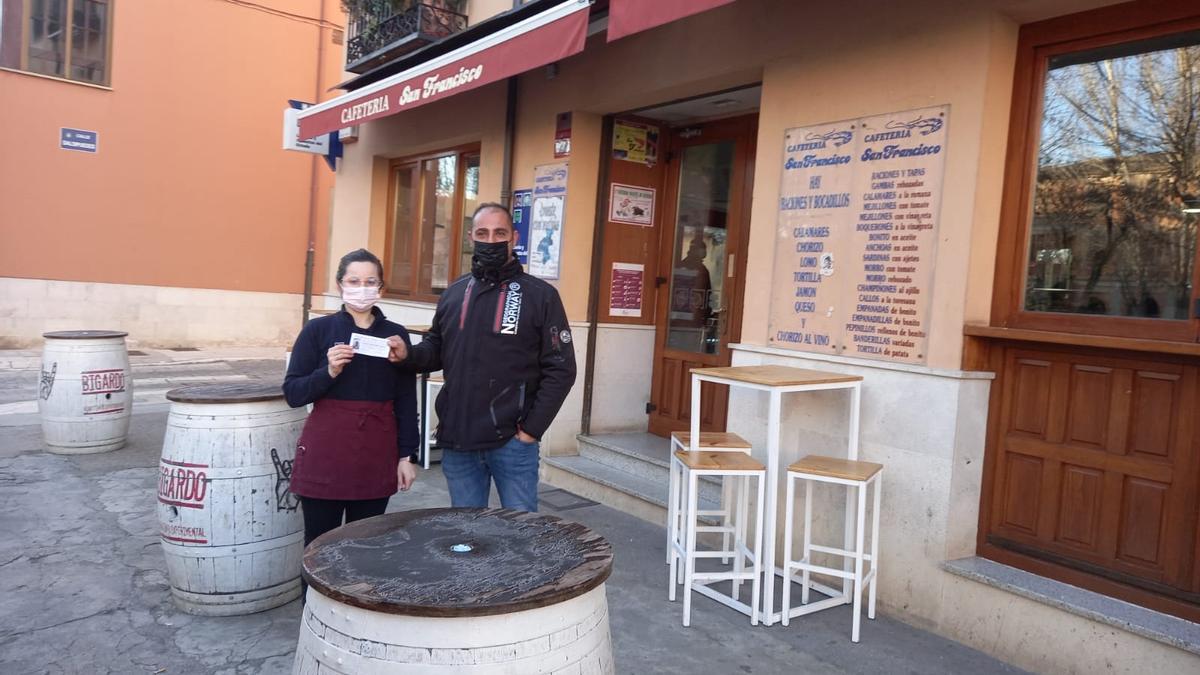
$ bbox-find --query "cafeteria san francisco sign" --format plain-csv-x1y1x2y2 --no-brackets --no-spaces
296,3,589,140
767,105,949,365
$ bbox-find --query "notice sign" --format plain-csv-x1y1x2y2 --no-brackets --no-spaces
529,162,568,279
768,105,948,364
60,128,98,153
610,262,644,317
512,189,532,265
613,120,659,165
609,183,655,226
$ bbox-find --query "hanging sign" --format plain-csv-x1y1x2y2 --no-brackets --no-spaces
554,112,572,158
768,104,949,364
609,183,655,226
529,162,568,279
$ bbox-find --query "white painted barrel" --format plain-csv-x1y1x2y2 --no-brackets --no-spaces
39,330,133,454
292,509,614,674
295,582,612,674
157,382,307,616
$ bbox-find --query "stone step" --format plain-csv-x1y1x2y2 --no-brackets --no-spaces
576,432,723,503
542,452,723,529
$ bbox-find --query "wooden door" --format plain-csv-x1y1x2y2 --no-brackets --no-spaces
647,116,756,437
981,342,1200,619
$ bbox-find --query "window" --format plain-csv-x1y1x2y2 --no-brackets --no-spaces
2,0,112,85
996,16,1200,343
385,146,481,301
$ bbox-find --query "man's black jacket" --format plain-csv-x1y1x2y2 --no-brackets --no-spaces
407,258,576,451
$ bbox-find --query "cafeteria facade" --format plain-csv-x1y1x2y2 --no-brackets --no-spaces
293,0,1200,671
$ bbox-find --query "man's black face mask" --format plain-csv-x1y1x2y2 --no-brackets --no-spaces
473,240,510,270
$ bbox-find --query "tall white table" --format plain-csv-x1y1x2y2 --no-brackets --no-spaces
689,365,863,626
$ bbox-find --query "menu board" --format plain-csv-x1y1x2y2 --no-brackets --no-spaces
768,105,948,364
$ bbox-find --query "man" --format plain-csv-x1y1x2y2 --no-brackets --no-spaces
389,202,576,512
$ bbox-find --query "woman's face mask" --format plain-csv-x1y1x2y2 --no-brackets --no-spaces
341,284,380,312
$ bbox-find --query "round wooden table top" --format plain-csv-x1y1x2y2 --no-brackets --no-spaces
166,381,286,404
43,330,129,340
303,508,614,617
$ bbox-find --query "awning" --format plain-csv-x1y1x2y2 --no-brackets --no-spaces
606,0,736,42
296,0,590,140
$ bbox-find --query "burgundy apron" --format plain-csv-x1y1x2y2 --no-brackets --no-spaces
290,399,399,500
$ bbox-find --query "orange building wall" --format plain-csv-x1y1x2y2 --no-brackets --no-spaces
0,0,345,294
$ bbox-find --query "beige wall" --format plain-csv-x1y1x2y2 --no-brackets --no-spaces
739,2,1019,370
467,0,514,26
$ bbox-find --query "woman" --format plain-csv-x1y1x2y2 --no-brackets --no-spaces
283,248,419,546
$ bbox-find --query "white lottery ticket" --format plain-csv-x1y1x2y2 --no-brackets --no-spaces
348,333,392,358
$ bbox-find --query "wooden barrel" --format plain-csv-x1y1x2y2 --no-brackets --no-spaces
158,382,307,616
39,330,133,454
294,508,614,674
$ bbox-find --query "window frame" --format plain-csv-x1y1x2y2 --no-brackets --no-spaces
18,0,114,87
383,143,480,303
991,5,1200,343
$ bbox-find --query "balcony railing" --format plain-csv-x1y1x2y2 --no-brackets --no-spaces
345,1,469,74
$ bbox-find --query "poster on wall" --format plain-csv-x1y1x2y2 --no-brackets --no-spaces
612,120,659,165
529,162,568,279
512,189,532,265
609,183,655,226
609,262,644,317
767,104,949,365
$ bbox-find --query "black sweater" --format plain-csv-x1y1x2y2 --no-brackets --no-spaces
283,307,420,460
407,259,576,451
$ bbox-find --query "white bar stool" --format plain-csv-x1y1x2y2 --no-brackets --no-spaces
666,432,749,568
422,374,444,470
667,432,766,627
782,455,882,642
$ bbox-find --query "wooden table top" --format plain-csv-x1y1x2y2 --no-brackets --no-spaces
406,324,432,335
303,508,613,617
691,365,862,387
43,330,128,340
166,381,285,403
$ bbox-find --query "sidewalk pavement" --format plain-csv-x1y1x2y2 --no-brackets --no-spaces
0,353,1028,674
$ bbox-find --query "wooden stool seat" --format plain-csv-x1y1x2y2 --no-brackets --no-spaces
674,450,763,472
788,455,882,482
671,431,751,450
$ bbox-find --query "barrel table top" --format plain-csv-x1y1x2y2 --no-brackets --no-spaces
165,381,287,404
43,330,129,340
303,508,614,617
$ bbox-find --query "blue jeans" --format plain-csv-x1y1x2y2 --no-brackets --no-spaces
441,435,540,512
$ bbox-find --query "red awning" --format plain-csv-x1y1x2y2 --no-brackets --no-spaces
297,0,589,140
606,0,736,42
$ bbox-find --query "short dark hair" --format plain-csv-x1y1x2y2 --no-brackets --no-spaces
336,248,384,285
472,202,513,229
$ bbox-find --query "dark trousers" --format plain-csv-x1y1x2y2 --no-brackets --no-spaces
299,496,390,547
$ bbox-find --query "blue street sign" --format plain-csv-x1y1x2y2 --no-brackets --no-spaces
287,100,342,171
60,128,98,153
